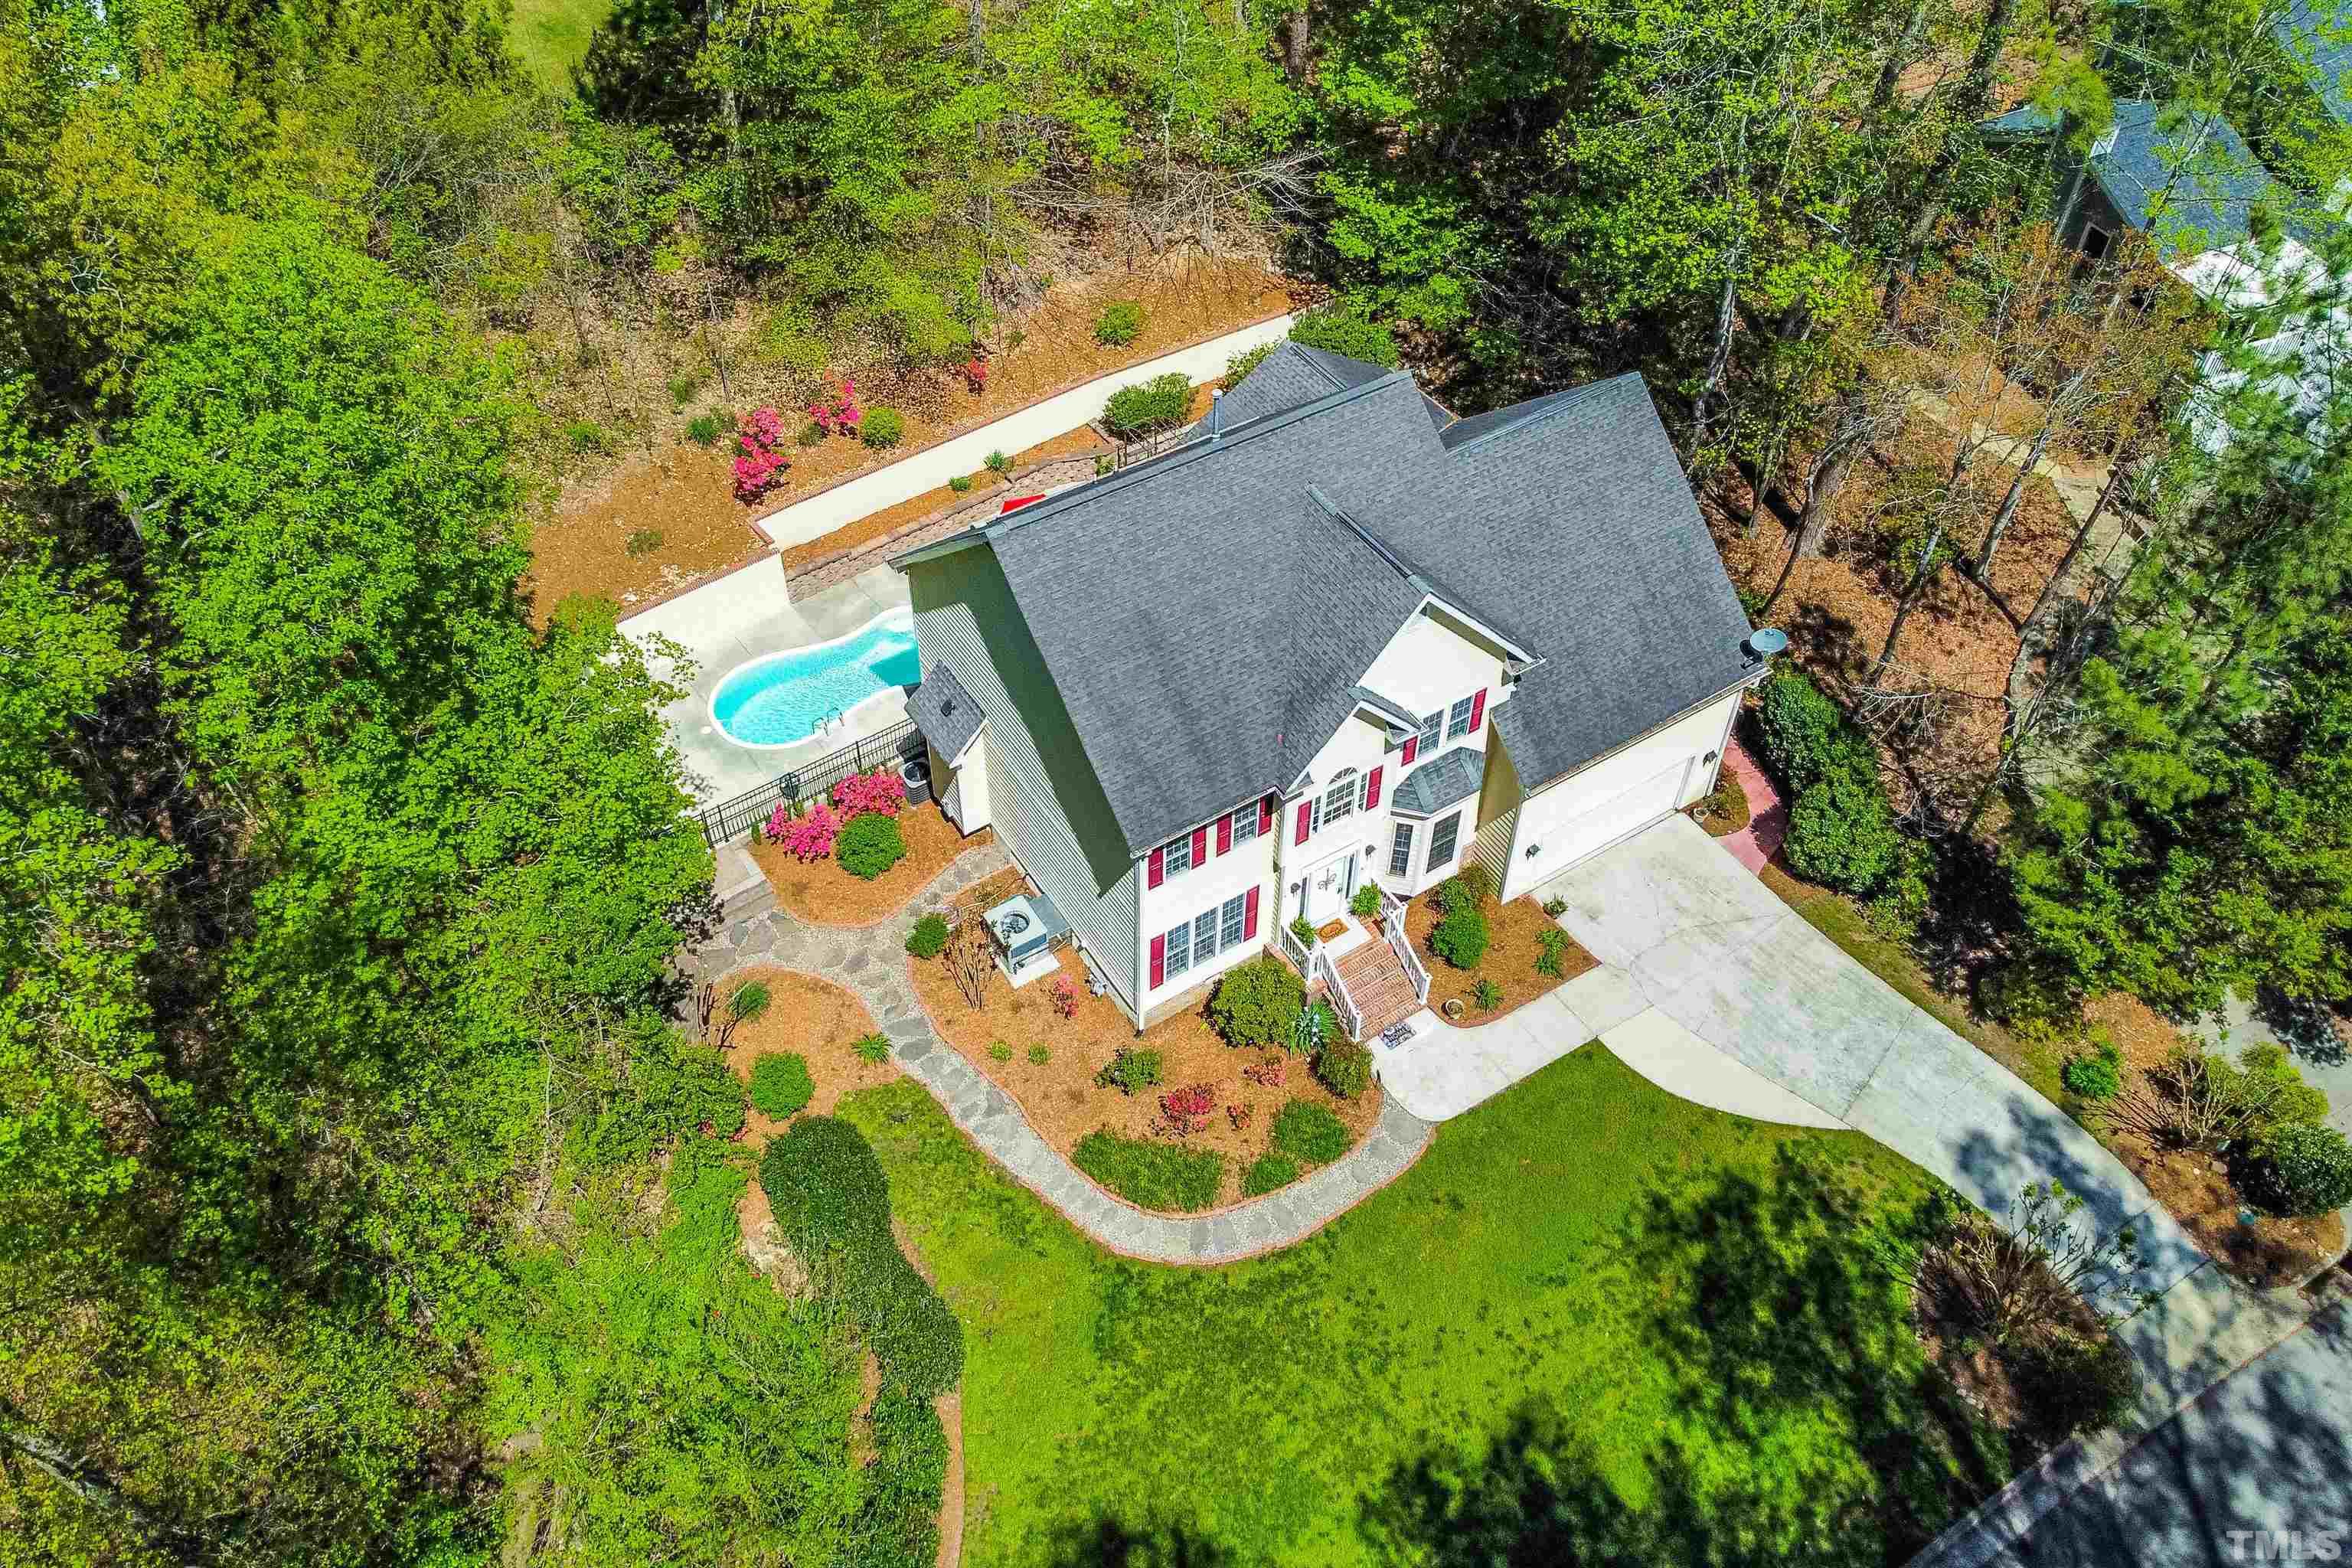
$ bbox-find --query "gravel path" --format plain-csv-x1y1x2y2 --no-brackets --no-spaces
688,844,1436,1264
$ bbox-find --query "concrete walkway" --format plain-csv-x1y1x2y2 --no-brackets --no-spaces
1537,815,2320,1423
688,844,1435,1265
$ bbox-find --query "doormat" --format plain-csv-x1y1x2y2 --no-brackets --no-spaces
1316,919,1348,943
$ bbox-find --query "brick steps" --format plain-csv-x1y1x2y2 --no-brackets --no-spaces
1336,939,1420,1039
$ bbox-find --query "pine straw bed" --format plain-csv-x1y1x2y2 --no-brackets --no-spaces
750,805,991,927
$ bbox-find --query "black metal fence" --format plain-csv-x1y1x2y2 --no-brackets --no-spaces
1112,424,1204,470
697,718,925,846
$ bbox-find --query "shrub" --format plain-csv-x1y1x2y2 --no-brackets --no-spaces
1543,895,1567,916
1072,1130,1223,1211
1289,915,1315,946
733,406,789,501
2007,1328,2137,1442
1093,301,1145,345
625,527,664,557
1472,976,1504,1010
836,812,907,880
1157,1082,1217,1137
1241,1153,1298,1197
1438,863,1492,912
834,767,906,819
1095,455,1113,477
686,413,724,446
985,449,1011,475
2060,1040,2124,1102
759,1118,963,1397
2243,1123,2352,1217
1049,975,1078,1018
1027,1045,1050,1066
1102,372,1193,437
749,1051,815,1118
808,377,861,436
949,474,972,492
1350,882,1383,919
1536,928,1569,978
668,372,704,408
1783,767,1900,893
1207,958,1306,1050
1755,668,1848,789
862,1384,949,1563
1094,1047,1162,1096
1315,1039,1372,1099
1272,1099,1352,1164
2111,1044,2327,1152
854,1032,891,1064
1431,906,1491,969
1224,341,1274,387
579,1018,746,1162
988,1042,1013,1063
906,913,949,959
1291,305,1401,367
566,419,612,454
798,419,826,446
861,407,906,448
772,802,839,861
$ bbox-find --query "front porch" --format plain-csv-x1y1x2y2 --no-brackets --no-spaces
1277,888,1431,1046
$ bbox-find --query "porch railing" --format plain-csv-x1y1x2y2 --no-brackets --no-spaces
1278,918,1316,973
1373,884,1432,1008
1315,944,1365,1043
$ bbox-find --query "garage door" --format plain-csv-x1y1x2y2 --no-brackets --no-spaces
1552,760,1690,867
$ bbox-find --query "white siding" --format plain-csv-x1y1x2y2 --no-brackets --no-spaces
1359,606,1510,730
907,550,1143,1015
1501,690,1741,900
1135,808,1278,1002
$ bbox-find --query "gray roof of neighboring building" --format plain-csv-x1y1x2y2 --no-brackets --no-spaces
2089,100,2279,254
1388,746,1485,816
2274,0,2352,127
897,354,1753,856
1978,103,2061,139
906,661,985,763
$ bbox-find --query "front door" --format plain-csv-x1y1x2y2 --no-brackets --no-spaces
1302,850,1357,924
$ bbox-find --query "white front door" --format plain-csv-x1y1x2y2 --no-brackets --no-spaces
1302,850,1357,924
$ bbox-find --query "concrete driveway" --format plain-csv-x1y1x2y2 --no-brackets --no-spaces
1539,815,2210,1299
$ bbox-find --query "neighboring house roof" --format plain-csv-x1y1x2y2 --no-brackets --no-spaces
2088,100,2280,255
896,355,1753,856
1200,339,1455,437
1977,103,2061,139
2272,0,2352,129
1387,746,1485,817
906,661,985,764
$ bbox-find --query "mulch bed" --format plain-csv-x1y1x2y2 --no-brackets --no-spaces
750,805,992,927
1403,886,1595,1024
906,869,1383,1211
524,257,1295,617
716,967,895,1247
2109,1132,2345,1289
1690,770,1753,837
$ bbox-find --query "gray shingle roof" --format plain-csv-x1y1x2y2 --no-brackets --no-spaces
2273,0,2352,128
1351,685,1419,732
2090,100,2278,255
1389,746,1484,816
899,354,1752,855
906,661,985,763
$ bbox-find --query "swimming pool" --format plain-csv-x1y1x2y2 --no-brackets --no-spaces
709,609,922,748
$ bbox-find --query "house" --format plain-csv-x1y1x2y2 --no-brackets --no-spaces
891,343,1769,1037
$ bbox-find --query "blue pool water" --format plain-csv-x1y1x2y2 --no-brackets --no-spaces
710,614,923,746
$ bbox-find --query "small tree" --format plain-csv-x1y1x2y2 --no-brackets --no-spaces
1902,1181,2160,1346
703,978,769,1051
2106,1045,2321,1152
945,917,994,1010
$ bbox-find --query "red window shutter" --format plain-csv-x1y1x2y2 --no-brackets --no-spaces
1259,795,1275,835
1148,846,1164,889
1216,813,1233,855
1191,825,1208,865
1470,688,1487,733
1295,801,1312,845
1402,735,1418,766
1243,885,1260,939
1150,933,1165,989
1364,766,1383,810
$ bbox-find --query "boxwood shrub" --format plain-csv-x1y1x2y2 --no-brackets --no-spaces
861,407,905,449
1072,1130,1223,1211
1313,1039,1373,1100
758,1118,965,1397
748,1050,815,1118
1102,371,1193,437
905,913,949,959
837,811,906,880
2244,1122,2352,1217
1207,958,1305,1049
1431,905,1490,969
1271,1099,1352,1164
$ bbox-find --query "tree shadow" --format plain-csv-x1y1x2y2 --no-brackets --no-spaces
2254,985,2347,1068
1039,1516,1240,1568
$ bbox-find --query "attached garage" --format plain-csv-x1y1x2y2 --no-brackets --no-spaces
1497,688,1743,900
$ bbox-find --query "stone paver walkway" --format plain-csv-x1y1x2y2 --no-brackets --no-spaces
687,846,1435,1265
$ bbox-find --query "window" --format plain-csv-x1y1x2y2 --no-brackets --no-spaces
1220,893,1246,949
1427,811,1462,871
1230,803,1259,848
1322,769,1357,827
1165,920,1192,981
1446,694,1477,740
2082,224,2114,262
1388,822,1413,880
1416,710,1442,757
1194,908,1220,965
1162,831,1194,878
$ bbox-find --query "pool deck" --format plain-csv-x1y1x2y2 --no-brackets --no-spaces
621,557,916,807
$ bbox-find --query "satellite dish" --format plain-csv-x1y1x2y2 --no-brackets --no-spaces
1746,628,1789,658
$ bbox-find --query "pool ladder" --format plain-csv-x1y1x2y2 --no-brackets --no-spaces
816,704,847,737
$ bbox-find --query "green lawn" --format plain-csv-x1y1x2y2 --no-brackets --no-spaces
841,1046,2014,1567
508,0,611,93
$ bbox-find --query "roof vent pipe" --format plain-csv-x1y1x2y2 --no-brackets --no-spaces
1207,387,1224,440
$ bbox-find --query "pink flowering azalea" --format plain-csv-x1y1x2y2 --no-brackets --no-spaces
774,802,840,861
733,404,789,502
832,767,906,819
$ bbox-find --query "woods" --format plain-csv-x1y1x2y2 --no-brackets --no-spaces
6,0,2352,1557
